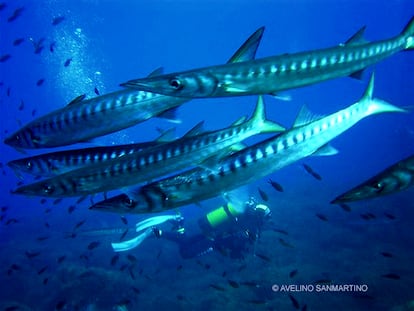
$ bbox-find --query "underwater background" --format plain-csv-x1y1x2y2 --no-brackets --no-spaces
1,0,414,310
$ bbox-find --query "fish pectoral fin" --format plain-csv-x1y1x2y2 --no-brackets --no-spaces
270,92,292,101
311,144,339,157
157,107,182,123
222,82,249,93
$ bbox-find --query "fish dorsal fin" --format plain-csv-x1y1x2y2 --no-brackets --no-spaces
67,94,86,106
147,67,164,78
232,115,248,126
183,121,205,138
342,26,368,46
227,27,265,64
155,127,176,142
311,144,339,156
157,107,181,123
293,105,323,128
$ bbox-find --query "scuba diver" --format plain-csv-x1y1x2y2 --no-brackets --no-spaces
111,197,271,260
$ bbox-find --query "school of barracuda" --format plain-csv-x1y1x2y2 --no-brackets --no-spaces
5,16,414,214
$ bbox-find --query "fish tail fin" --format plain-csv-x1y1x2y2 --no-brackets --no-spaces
249,96,285,133
362,73,408,115
401,16,414,49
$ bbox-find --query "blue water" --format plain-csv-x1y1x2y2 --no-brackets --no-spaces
1,0,414,310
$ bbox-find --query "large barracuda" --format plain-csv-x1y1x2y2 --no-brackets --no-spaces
12,96,284,197
6,128,177,177
90,74,407,214
3,27,265,150
121,17,414,98
331,154,414,203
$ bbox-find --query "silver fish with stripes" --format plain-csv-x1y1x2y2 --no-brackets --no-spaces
331,154,414,203
90,74,407,214
12,96,284,197
3,27,265,150
121,17,414,98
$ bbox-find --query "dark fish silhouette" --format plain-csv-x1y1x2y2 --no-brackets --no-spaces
52,16,65,25
382,273,400,280
53,198,63,205
120,228,128,241
110,254,119,266
25,251,41,259
31,109,37,116
288,294,300,309
64,58,72,67
127,254,137,263
303,163,322,180
120,216,128,225
87,241,100,250
258,187,269,201
18,100,24,111
279,238,294,248
316,213,328,221
228,279,239,288
255,253,271,262
50,41,56,53
131,286,140,294
57,255,66,263
36,79,45,86
55,300,66,310
247,300,267,305
0,54,11,62
43,277,48,285
289,269,298,278
7,7,24,22
74,219,86,229
68,205,76,214
94,87,100,95
40,198,47,204
7,87,11,96
380,252,393,258
13,38,25,46
384,212,396,220
5,218,19,225
0,3,6,11
29,37,45,54
273,228,289,235
209,284,226,291
37,265,48,275
338,203,351,212
36,236,49,241
268,178,284,192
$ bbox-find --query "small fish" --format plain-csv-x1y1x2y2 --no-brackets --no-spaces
279,238,294,248
49,41,56,53
127,254,137,263
339,203,351,212
176,265,183,271
53,198,63,205
10,264,21,271
380,252,393,258
7,7,24,22
257,187,269,201
228,279,239,288
316,213,328,221
37,265,48,275
302,305,307,311
204,263,211,270
74,219,86,230
247,300,267,305
18,100,24,111
119,263,128,271
381,273,400,280
273,228,289,235
110,254,119,266
255,253,271,262
6,218,19,225
40,198,47,204
80,254,89,261
87,241,100,250
360,213,371,221
1,205,8,212
76,196,88,204
31,109,37,117
94,87,100,95
57,255,66,263
237,264,247,272
36,236,49,241
64,58,72,67
209,284,226,291
68,205,76,214
120,228,129,241
25,251,41,259
44,222,50,228
52,16,65,26
240,281,259,287
128,267,136,280
384,212,396,220
288,294,300,309
13,38,25,46
289,269,298,278
268,178,283,192
44,208,52,214
5,306,20,311
303,163,322,181
36,79,45,86
0,54,11,62
6,87,11,96
43,277,48,285
0,3,6,11
120,216,128,225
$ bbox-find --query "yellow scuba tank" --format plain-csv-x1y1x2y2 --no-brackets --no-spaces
198,203,242,234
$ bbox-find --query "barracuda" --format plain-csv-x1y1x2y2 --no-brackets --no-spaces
3,27,265,150
121,17,414,98
331,154,414,203
90,74,407,214
6,130,177,178
12,96,284,197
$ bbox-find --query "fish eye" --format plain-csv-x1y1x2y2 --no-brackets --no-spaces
169,78,183,90
26,161,32,169
123,197,136,209
43,183,55,194
373,182,384,192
